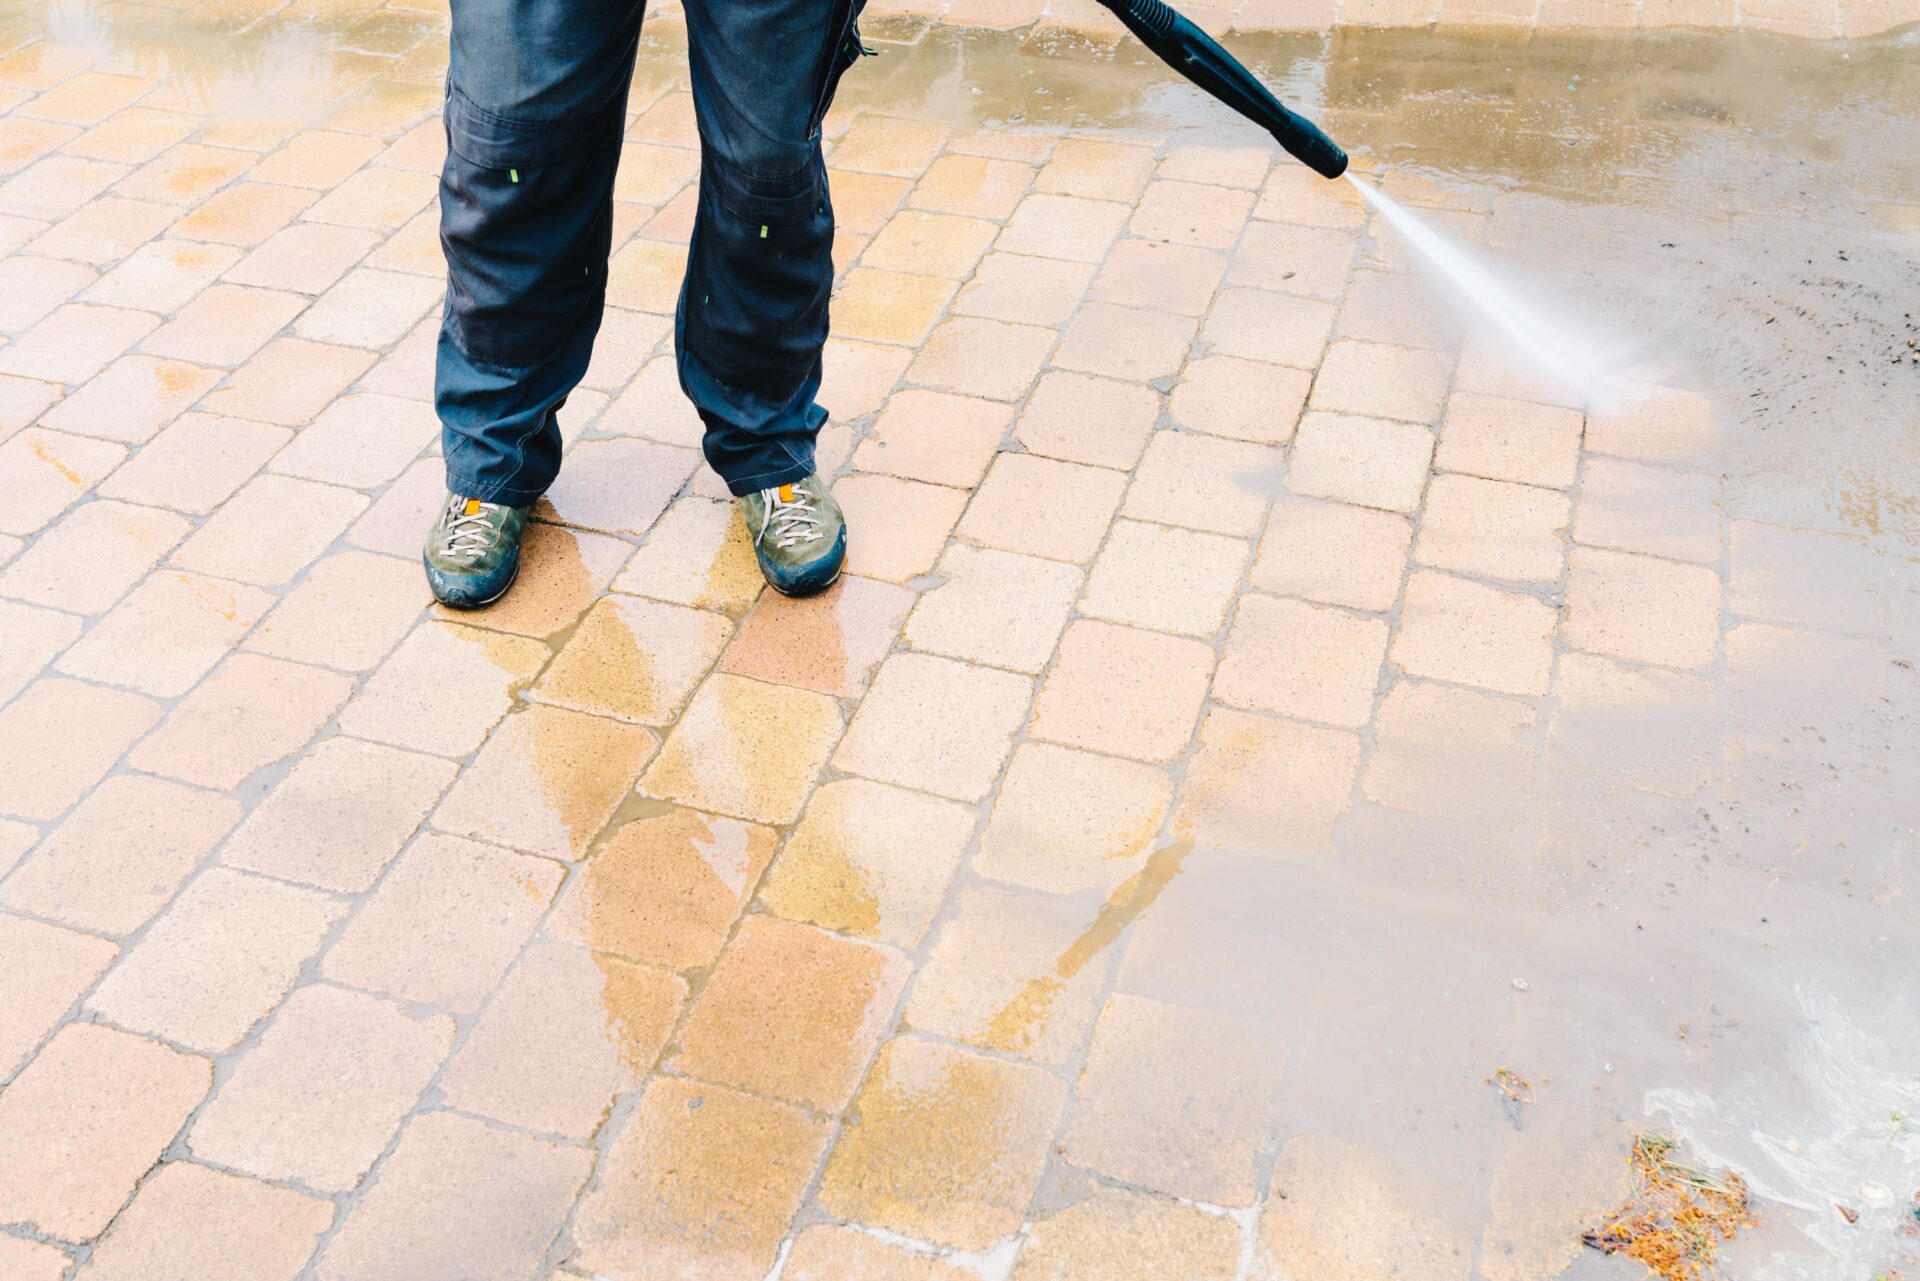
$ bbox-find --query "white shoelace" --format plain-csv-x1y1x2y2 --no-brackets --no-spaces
757,485,823,550
440,498,499,560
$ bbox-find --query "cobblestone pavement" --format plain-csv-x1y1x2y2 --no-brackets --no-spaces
3,0,1919,1278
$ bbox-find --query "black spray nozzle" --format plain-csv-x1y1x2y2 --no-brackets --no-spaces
1095,0,1348,180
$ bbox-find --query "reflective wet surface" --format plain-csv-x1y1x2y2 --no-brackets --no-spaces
1,2,1918,1278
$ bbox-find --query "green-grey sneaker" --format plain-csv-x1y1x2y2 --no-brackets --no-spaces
738,473,846,597
423,493,531,609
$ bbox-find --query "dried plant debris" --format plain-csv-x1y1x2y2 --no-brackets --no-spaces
1486,1066,1534,1130
1582,1134,1755,1281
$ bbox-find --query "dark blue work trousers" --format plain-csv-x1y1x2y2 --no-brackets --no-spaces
435,0,865,503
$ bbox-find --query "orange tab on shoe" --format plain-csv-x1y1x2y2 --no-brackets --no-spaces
463,498,482,516
778,484,794,503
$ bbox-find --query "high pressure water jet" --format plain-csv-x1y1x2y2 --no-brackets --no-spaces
1093,0,1348,179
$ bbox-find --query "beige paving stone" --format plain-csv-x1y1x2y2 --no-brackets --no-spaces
599,355,702,446
1434,391,1582,488
1089,237,1227,316
173,472,366,586
831,266,956,344
572,1075,831,1281
436,520,628,639
87,866,343,1052
1226,219,1357,300
759,776,974,946
1015,1184,1241,1281
40,353,221,447
1287,411,1434,513
1062,994,1283,1206
547,806,775,970
322,832,562,1011
1392,570,1557,696
1129,179,1254,250
0,253,92,330
957,452,1126,563
0,1235,69,1280
864,208,998,278
1033,138,1156,201
0,495,189,614
2,776,238,936
973,741,1169,896
1452,334,1582,410
129,652,353,789
95,412,292,514
1013,371,1159,471
80,1159,332,1281
0,677,160,821
828,168,913,235
1123,429,1281,537
436,704,658,860
997,191,1131,263
612,496,765,611
1563,545,1721,669
538,437,697,536
832,115,949,176
835,651,1031,801
1030,620,1215,761
951,251,1092,327
0,913,118,1079
1546,652,1715,796
245,549,425,671
300,162,436,231
855,387,1010,486
673,913,907,1109
0,599,81,702
1583,384,1717,467
1417,473,1571,585
1056,302,1198,387
224,218,382,293
439,939,683,1136
640,672,841,824
1158,144,1274,190
911,153,1032,221
220,736,455,892
1729,520,1882,634
905,543,1081,672
0,818,31,876
57,568,274,696
1214,594,1387,728
721,576,906,697
0,428,123,538
1252,1135,1473,1281
532,594,731,724
196,339,368,429
1362,679,1537,826
782,1224,976,1281
168,181,319,246
612,141,699,204
292,266,440,349
27,195,175,265
821,1035,1065,1249
85,239,240,312
819,336,912,422
315,1110,590,1281
1180,705,1360,853
580,308,673,393
1251,492,1410,611
606,236,685,312
1309,340,1451,424
0,1022,209,1242
115,143,255,205
1168,353,1309,446
1573,456,1721,564
905,881,1114,1066
248,129,382,188
0,156,129,223
1202,286,1334,368
140,283,307,368
0,375,62,437
63,107,199,165
337,620,548,757
188,984,453,1193
1335,268,1461,350
0,301,158,383
1081,518,1249,637
908,315,1056,401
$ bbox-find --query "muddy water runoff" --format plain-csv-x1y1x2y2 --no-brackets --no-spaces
841,24,1920,1280
32,6,1920,1276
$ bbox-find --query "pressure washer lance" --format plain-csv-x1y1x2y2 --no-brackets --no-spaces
1094,0,1348,180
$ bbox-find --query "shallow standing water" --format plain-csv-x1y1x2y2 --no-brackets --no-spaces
1,2,1917,1277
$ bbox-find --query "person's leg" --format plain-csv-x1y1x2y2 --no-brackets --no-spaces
676,0,867,497
425,0,641,604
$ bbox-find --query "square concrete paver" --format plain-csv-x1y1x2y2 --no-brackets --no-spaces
1214,594,1387,728
80,1161,332,1281
531,593,732,725
835,651,1032,801
640,672,844,824
1563,545,1722,670
1390,570,1557,697
1175,706,1362,855
0,914,118,1080
1029,620,1216,762
1251,492,1411,611
906,543,1082,672
1416,473,1571,584
975,741,1174,895
1012,1184,1242,1281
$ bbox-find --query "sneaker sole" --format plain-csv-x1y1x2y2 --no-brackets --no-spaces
768,562,843,599
431,556,521,610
